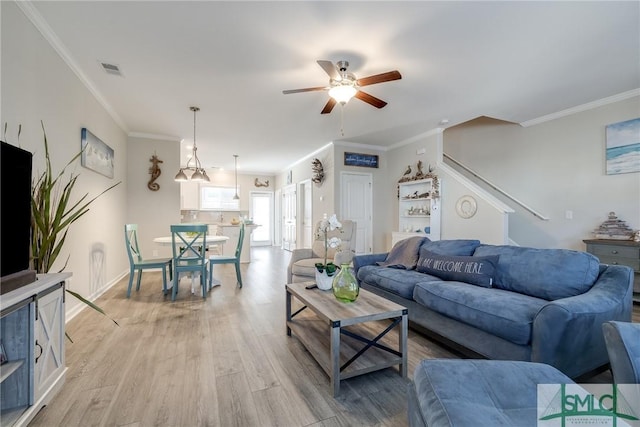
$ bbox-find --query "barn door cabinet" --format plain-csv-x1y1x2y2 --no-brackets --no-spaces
0,273,69,426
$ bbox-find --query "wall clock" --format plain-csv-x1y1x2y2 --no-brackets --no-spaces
456,195,477,219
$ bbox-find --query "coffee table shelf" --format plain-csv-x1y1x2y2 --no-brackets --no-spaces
286,281,408,396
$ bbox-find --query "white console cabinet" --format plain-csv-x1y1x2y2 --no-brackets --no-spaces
1,273,69,426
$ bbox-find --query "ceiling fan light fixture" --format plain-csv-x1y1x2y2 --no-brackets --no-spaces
329,84,357,104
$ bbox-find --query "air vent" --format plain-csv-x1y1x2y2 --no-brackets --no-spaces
99,61,123,76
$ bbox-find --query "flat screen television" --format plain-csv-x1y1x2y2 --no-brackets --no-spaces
1,141,36,294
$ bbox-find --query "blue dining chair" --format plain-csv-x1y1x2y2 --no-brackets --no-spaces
124,224,173,298
208,223,245,288
170,224,208,300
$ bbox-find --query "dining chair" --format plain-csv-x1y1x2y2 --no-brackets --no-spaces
208,223,245,288
124,224,173,298
170,224,208,300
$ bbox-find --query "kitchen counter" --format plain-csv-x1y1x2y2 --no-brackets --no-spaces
217,223,260,263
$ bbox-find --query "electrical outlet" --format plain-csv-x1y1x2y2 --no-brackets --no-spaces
565,210,573,220
153,250,158,257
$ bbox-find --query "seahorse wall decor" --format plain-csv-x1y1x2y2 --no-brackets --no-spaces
148,154,163,191
254,178,269,187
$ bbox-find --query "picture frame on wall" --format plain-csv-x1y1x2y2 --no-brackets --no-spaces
605,118,640,175
81,128,114,178
344,152,379,168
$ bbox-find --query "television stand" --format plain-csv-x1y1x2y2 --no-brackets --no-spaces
1,273,69,426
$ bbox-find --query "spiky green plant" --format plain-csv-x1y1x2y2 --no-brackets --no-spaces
27,122,120,339
30,122,120,273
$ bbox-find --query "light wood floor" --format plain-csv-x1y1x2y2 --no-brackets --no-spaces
30,247,639,427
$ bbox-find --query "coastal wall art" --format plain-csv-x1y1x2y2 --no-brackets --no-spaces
605,118,640,175
81,128,114,178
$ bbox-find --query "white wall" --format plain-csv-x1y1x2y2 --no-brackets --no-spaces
126,136,181,259
444,97,640,250
1,2,128,318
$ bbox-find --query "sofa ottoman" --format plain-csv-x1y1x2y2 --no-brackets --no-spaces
408,359,575,427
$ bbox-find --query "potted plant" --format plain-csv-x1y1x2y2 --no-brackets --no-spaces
314,214,343,290
11,123,121,338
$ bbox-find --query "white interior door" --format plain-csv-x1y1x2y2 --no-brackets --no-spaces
274,189,282,246
281,184,297,251
250,191,273,246
341,172,372,254
299,179,313,248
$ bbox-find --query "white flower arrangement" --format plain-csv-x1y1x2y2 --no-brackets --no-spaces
315,214,343,276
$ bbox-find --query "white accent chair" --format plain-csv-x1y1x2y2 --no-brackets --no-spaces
287,220,356,283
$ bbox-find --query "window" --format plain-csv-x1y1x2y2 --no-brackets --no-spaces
200,186,239,210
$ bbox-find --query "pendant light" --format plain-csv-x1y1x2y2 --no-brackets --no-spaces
233,154,239,200
175,106,210,182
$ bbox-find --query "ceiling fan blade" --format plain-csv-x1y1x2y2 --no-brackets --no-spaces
355,91,387,109
356,70,402,87
321,98,337,114
283,86,328,95
317,60,340,80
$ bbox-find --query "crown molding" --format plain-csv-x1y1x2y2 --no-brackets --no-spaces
333,140,388,152
282,141,334,173
387,127,442,151
521,89,640,127
16,1,129,133
128,132,180,142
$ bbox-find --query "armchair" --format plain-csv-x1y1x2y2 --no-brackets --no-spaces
287,219,356,283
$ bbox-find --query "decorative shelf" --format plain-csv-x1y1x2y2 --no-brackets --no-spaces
0,360,25,383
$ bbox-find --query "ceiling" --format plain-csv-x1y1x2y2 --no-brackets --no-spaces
26,1,640,174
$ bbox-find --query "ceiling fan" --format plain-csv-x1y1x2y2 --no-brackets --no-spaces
283,60,402,114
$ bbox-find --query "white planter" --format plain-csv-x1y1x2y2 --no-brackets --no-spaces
315,270,334,291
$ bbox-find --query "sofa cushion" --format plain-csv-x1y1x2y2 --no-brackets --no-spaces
421,239,481,256
377,236,429,269
290,257,325,278
357,265,442,300
413,281,548,345
473,245,600,300
411,360,575,427
415,250,499,287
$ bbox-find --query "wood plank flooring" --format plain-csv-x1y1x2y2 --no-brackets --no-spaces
30,246,639,427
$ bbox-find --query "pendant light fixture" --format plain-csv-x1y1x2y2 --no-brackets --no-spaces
233,154,239,200
175,106,210,182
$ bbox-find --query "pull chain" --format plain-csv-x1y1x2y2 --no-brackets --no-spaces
340,104,345,137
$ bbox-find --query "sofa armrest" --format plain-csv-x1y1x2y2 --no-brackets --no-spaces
353,253,389,282
286,248,315,283
531,264,634,378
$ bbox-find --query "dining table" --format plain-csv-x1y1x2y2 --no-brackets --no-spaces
153,234,230,294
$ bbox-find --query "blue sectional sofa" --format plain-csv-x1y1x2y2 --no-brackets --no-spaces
353,238,634,378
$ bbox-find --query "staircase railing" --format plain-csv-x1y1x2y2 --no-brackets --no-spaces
443,153,549,221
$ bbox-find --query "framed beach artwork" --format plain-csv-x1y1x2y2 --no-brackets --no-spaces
605,118,640,175
81,128,114,178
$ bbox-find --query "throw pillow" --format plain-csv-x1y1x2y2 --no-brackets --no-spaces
416,250,499,287
420,239,481,256
377,236,430,269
